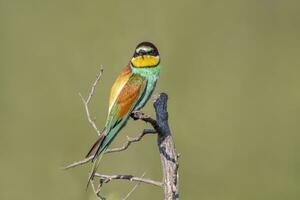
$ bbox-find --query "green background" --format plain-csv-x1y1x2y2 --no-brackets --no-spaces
1,0,300,199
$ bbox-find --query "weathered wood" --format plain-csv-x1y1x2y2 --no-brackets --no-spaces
153,93,179,200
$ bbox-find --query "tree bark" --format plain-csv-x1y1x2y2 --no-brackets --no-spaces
153,93,179,200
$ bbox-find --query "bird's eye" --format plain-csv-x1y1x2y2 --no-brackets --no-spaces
149,50,155,56
138,50,147,56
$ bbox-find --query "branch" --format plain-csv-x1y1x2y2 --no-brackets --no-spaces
105,129,156,153
131,111,160,131
63,129,156,170
90,178,105,200
89,172,161,200
79,66,103,136
153,93,179,200
94,173,163,187
63,156,93,170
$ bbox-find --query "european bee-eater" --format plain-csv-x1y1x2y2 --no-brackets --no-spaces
86,41,161,160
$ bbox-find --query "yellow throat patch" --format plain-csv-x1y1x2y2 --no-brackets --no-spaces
131,56,159,68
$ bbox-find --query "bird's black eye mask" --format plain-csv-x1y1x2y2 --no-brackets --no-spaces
133,48,159,58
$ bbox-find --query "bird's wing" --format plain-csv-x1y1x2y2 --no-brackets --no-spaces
105,71,147,132
92,66,147,156
108,64,132,113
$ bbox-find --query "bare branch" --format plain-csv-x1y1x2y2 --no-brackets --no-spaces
86,66,104,104
90,178,105,200
63,156,94,170
63,129,156,170
90,172,158,200
105,129,157,153
94,173,163,187
154,93,179,200
79,66,104,136
131,111,160,132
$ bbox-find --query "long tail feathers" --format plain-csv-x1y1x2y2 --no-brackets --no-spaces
85,132,106,190
85,127,121,190
86,153,103,190
86,134,105,159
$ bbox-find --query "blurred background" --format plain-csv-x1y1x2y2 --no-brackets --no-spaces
1,0,300,199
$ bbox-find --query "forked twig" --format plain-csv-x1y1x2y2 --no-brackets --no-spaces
105,129,156,153
79,66,103,136
95,173,163,187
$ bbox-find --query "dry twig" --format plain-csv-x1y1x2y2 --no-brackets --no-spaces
95,173,162,187
63,128,157,170
131,111,160,131
79,66,103,135
105,129,156,153
63,156,93,170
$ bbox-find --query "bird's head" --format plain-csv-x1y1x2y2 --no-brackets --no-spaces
131,42,160,68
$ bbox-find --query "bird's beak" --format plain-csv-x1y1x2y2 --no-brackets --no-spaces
138,50,146,59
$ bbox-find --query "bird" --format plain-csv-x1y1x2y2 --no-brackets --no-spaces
86,41,161,161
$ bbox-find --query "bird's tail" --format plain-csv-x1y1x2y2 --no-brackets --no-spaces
85,124,125,189
86,152,103,190
85,133,106,159
85,132,105,190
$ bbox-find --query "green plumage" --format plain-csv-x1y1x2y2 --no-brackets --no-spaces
93,65,160,158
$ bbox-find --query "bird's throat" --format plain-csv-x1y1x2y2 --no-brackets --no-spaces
131,56,159,68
